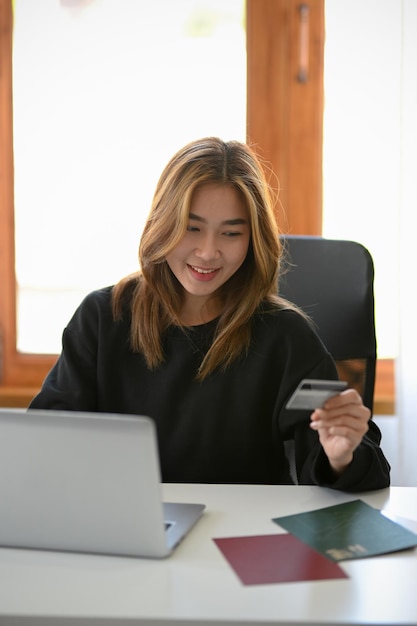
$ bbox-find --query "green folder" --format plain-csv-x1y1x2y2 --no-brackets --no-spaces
273,499,417,561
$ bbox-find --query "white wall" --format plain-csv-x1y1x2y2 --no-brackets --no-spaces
323,0,402,360
324,0,417,485
397,0,417,486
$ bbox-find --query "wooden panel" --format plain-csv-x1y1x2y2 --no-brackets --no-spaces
0,386,38,408
0,0,17,385
0,0,57,387
374,358,396,415
246,0,324,234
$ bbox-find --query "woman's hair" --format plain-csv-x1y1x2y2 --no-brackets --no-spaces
112,136,289,379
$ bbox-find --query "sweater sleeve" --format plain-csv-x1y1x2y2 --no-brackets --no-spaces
291,362,391,491
255,307,391,491
28,289,108,411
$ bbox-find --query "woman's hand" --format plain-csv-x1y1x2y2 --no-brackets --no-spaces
310,388,371,475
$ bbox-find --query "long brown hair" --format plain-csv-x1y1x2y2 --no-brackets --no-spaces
113,137,287,379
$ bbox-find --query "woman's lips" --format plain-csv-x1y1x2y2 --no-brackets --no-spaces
188,264,220,281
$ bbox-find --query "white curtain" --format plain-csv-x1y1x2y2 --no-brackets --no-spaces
397,0,417,486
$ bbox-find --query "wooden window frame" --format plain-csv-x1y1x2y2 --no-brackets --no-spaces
0,0,394,412
0,0,57,404
247,0,324,234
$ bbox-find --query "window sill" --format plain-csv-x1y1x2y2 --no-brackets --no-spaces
0,359,396,413
0,386,37,408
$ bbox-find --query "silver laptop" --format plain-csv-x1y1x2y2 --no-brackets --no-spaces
0,408,205,558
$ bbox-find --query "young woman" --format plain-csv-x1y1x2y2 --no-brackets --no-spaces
30,137,390,490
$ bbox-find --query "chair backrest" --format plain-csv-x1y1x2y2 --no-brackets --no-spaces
279,236,377,412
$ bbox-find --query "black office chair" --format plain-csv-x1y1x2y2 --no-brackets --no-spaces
279,236,377,413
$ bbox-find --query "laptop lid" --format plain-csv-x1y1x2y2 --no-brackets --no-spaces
0,409,204,558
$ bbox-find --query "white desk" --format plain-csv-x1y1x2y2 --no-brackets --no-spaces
1,484,416,626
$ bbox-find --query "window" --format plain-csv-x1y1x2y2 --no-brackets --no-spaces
1,0,394,411
12,0,246,355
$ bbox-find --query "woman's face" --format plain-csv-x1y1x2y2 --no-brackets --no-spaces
166,183,251,323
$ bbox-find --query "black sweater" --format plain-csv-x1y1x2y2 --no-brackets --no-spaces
29,287,390,490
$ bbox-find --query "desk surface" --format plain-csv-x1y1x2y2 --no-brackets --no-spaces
1,484,416,626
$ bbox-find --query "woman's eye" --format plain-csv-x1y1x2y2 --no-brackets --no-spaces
223,231,242,237
186,225,199,232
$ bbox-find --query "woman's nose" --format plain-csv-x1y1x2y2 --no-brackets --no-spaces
195,234,220,260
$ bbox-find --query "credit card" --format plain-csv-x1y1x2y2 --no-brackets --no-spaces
285,379,348,411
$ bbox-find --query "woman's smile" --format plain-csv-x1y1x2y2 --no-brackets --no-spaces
187,264,221,281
